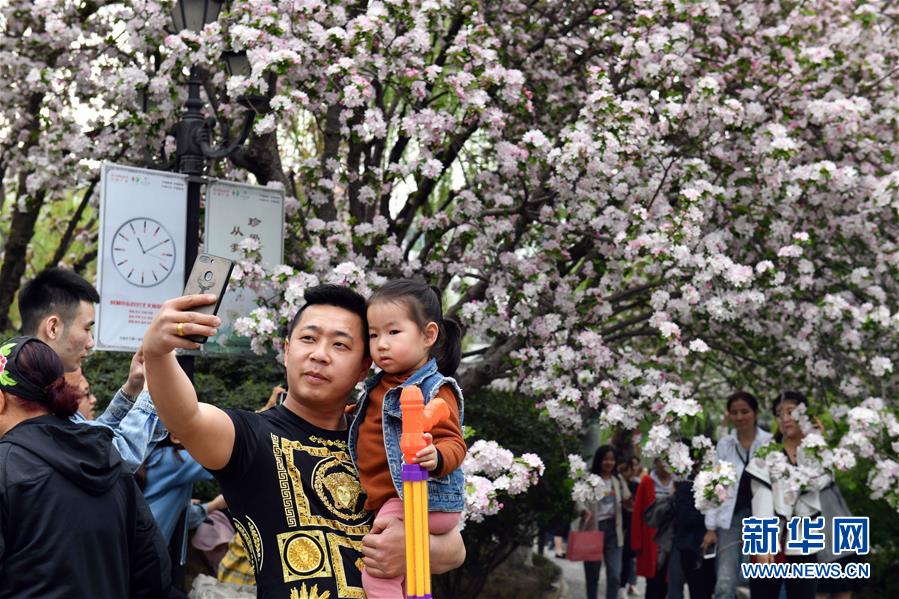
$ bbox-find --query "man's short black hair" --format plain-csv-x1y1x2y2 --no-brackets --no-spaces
18,268,100,335
286,285,369,356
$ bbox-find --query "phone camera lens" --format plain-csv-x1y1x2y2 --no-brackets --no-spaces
203,271,214,282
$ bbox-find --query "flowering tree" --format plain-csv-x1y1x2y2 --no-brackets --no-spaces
2,0,899,519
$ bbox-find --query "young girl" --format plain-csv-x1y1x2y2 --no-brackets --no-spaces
348,279,466,598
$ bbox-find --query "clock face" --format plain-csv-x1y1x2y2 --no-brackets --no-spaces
111,217,177,287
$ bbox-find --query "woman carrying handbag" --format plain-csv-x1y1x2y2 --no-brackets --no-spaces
577,445,632,599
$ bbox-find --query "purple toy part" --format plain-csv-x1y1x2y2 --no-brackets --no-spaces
402,463,429,482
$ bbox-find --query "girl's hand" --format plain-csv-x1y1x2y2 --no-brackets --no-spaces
414,433,439,471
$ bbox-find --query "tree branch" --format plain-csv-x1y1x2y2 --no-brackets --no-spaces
47,178,98,268
599,312,653,337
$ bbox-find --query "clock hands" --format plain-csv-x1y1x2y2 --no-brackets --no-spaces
143,239,170,254
137,237,146,254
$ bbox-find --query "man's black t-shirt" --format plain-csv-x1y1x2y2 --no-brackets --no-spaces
213,405,371,598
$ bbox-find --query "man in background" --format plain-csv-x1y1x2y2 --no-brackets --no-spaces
18,267,166,469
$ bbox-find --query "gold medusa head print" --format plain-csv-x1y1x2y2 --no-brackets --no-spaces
313,459,366,519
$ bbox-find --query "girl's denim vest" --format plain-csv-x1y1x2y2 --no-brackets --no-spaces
348,358,465,513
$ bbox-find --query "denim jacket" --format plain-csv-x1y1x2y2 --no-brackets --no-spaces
348,358,465,512
70,388,168,472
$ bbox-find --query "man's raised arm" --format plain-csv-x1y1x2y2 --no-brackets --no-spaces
142,294,234,470
75,349,168,471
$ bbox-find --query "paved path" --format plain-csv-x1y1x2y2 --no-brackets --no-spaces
544,552,645,599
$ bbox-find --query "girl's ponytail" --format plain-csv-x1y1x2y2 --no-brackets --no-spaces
436,317,463,377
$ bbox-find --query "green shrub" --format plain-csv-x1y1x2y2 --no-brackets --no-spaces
83,350,285,414
433,389,578,598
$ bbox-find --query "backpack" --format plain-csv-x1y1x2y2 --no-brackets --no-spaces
643,494,675,554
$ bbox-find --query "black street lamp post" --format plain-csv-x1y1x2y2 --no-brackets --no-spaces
165,0,271,376
169,0,264,282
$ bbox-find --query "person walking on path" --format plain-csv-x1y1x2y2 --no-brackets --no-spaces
580,445,631,599
701,391,772,599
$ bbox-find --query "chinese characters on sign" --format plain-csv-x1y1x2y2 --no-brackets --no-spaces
832,517,869,555
204,179,284,356
227,217,263,252
742,516,780,555
785,516,825,554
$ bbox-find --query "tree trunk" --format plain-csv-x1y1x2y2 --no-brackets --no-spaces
0,191,47,331
457,336,523,398
229,131,284,187
316,104,342,222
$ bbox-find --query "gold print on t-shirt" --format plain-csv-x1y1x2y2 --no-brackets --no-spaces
270,432,369,593
246,516,264,572
312,459,365,520
326,533,366,598
272,434,368,526
289,583,331,599
272,433,299,527
233,519,260,574
277,529,330,582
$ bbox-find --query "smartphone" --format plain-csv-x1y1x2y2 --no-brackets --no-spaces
182,253,234,343
703,543,717,560
278,390,288,405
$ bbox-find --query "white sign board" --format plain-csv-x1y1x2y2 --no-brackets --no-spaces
96,163,188,351
203,179,284,355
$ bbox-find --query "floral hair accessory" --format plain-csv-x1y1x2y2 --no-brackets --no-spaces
0,336,53,404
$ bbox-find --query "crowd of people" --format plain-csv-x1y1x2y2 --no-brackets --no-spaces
0,268,467,598
570,391,863,599
0,266,869,599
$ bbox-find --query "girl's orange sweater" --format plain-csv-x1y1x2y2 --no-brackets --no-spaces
356,371,466,512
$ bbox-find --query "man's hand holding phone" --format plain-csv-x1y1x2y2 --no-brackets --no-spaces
180,253,234,343
143,294,221,358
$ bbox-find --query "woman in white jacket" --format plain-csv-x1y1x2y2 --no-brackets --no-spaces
700,391,772,599
744,391,830,599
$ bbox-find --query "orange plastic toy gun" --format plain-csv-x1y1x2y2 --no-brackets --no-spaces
400,386,450,462
399,385,450,599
